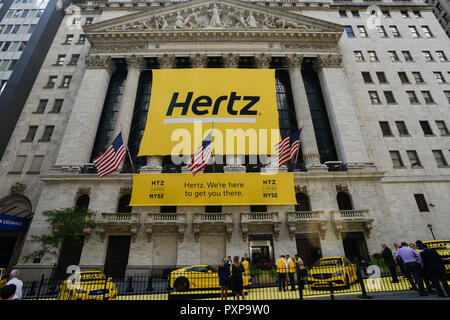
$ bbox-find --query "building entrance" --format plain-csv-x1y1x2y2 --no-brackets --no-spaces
295,234,322,267
249,235,274,267
103,236,131,280
0,234,18,268
342,232,370,262
55,237,84,280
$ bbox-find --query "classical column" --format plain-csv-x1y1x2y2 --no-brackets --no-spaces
314,54,372,168
114,55,145,170
222,53,239,68
190,53,207,68
286,54,323,169
55,55,115,168
254,53,271,69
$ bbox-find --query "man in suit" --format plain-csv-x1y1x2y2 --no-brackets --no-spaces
416,240,450,297
381,243,399,283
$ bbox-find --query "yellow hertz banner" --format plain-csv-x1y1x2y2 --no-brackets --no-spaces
130,173,296,206
137,69,280,156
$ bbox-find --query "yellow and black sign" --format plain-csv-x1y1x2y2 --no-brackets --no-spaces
138,68,280,156
129,173,296,206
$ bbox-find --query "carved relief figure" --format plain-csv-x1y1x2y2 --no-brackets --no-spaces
185,11,204,29
175,11,185,29
209,4,222,27
156,14,168,30
247,12,258,28
262,15,276,29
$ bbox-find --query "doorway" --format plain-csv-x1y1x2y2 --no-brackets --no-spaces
0,235,18,268
295,234,322,267
55,236,84,280
342,232,370,262
103,236,131,280
249,235,274,267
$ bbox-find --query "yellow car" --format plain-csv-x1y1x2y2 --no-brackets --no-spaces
0,268,7,290
169,264,252,291
422,240,450,276
307,257,357,288
58,271,117,300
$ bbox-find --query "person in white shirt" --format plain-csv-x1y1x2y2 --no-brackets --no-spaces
5,269,23,300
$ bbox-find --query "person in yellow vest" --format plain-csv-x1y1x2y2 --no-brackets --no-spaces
294,254,305,271
276,255,287,292
393,243,404,275
242,256,250,276
286,255,296,291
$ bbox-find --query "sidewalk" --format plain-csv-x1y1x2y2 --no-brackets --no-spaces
310,290,450,300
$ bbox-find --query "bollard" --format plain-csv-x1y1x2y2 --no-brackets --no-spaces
329,281,335,300
146,276,154,292
126,275,134,292
36,274,45,300
297,268,305,301
355,258,373,299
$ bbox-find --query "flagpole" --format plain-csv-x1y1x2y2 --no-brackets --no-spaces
293,126,303,170
120,123,136,173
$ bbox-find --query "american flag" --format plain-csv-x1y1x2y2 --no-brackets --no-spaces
93,132,126,178
188,130,214,175
275,128,302,167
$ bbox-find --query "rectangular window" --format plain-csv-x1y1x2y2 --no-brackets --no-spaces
361,72,373,83
379,121,393,136
55,55,65,66
21,9,29,18
401,11,409,18
2,41,11,51
339,10,347,17
419,121,434,135
24,126,38,142
436,121,449,136
398,72,410,84
27,24,36,34
407,151,422,168
377,26,388,38
432,150,448,166
376,72,388,84
388,51,400,62
369,91,381,104
85,17,93,25
412,10,422,18
61,76,72,88
383,11,391,18
412,72,424,84
3,25,13,34
421,91,435,104
11,155,26,173
7,60,17,71
402,51,414,62
421,26,433,38
434,72,446,84
73,17,81,26
406,91,419,104
345,26,355,37
384,91,397,104
414,194,429,212
445,91,450,104
51,99,63,113
0,80,7,94
351,11,360,18
36,99,48,113
64,34,74,44
368,51,378,62
69,54,79,65
390,151,404,168
389,25,401,37
436,51,447,62
358,26,368,37
18,42,26,52
11,25,20,34
423,51,434,62
40,126,54,142
354,51,365,62
395,121,409,135
45,76,57,88
28,155,44,173
77,34,86,44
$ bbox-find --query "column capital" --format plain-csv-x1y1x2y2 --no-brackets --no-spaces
313,54,343,70
285,54,304,69
222,53,239,68
85,55,116,74
254,53,271,69
190,53,208,68
125,55,146,71
158,54,176,69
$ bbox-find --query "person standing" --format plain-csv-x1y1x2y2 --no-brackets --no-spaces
242,256,250,277
381,243,399,283
395,242,426,296
5,270,22,300
230,256,245,300
286,255,296,291
227,256,232,266
218,257,230,300
276,255,287,292
416,240,450,297
0,284,16,300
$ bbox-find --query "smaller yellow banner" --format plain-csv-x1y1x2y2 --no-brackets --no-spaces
130,173,296,206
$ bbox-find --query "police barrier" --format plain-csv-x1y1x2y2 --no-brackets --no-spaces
16,259,447,301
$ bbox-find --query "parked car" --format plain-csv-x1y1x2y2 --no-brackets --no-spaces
169,264,251,291
58,270,117,300
307,256,357,288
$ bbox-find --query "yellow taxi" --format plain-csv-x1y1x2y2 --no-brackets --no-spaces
169,264,251,291
422,240,450,276
307,256,357,288
58,271,118,300
0,268,7,290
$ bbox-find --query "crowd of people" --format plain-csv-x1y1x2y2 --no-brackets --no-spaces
380,240,449,297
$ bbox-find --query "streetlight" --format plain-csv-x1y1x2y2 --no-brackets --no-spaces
427,224,436,240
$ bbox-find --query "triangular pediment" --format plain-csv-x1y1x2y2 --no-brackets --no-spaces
84,0,343,34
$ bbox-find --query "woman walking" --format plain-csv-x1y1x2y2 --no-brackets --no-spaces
230,256,245,300
218,257,230,300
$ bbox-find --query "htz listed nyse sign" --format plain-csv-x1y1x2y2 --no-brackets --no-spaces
179,304,270,317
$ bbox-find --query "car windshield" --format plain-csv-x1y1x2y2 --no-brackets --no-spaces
77,272,106,282
315,259,343,267
423,241,450,250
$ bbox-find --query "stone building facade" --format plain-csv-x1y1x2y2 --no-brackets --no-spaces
0,0,449,280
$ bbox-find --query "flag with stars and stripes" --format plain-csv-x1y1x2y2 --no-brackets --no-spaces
188,130,214,176
275,128,302,167
93,132,126,178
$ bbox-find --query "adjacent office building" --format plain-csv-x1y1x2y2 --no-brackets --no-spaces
425,0,450,37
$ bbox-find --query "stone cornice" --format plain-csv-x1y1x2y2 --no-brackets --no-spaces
85,55,116,73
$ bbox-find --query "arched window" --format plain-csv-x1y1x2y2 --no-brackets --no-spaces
75,194,90,210
295,193,311,211
117,194,132,213
337,192,353,210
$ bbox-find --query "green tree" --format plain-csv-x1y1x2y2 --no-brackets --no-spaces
23,207,96,262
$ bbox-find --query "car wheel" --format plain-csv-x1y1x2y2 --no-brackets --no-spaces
174,278,189,292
